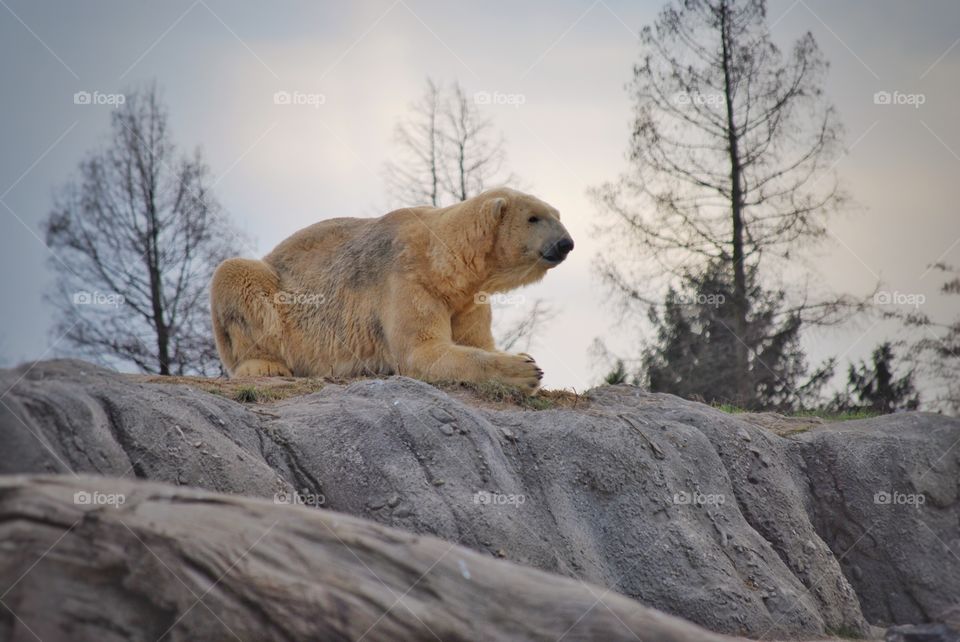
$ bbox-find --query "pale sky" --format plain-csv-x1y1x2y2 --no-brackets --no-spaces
0,0,958,400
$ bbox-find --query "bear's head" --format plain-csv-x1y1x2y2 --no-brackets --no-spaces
469,188,574,292
432,188,574,296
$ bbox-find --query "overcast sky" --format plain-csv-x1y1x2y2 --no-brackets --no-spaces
1,0,958,398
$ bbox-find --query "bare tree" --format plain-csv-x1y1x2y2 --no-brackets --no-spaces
384,78,513,208
384,78,445,207
594,0,862,404
439,83,513,203
43,85,240,376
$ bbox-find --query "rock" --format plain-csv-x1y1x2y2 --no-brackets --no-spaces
2,359,959,639
0,475,739,642
885,623,960,642
797,413,960,626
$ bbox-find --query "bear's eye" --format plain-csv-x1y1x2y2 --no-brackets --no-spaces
528,216,540,223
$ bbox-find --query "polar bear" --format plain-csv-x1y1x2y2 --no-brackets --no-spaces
210,187,573,392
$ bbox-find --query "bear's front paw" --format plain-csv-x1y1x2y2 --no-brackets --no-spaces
491,352,543,393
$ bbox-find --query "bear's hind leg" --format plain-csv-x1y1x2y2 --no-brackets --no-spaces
232,358,292,378
210,258,292,377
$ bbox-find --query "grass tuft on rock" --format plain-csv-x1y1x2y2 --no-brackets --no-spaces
434,380,584,410
715,404,882,423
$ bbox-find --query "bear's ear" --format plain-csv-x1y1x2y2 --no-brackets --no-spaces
478,196,507,232
468,196,506,251
450,195,502,244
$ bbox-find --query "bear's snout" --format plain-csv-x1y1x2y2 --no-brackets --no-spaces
541,236,574,264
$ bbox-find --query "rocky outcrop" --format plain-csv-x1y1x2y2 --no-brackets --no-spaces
0,475,738,642
2,359,958,639
797,414,960,626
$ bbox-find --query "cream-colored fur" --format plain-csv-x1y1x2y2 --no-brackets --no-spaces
210,187,573,392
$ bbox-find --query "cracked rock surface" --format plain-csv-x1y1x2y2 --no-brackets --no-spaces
2,359,958,639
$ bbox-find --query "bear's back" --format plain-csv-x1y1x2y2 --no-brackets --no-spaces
263,209,427,294
264,217,368,275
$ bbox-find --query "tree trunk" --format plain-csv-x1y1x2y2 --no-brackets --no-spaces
429,83,440,207
720,0,750,406
458,141,467,201
145,198,170,376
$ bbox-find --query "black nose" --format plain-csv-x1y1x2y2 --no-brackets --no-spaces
543,237,574,263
